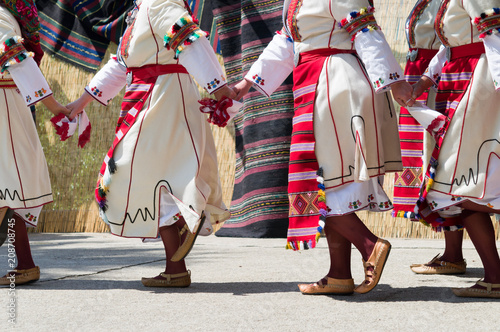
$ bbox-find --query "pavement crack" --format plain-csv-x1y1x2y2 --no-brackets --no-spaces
38,258,165,283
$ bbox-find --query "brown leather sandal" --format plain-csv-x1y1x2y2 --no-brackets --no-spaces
0,266,40,286
141,270,191,288
452,280,500,298
410,254,466,274
298,277,354,295
354,239,391,294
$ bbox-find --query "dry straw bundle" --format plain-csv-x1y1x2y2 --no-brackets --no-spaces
32,1,497,239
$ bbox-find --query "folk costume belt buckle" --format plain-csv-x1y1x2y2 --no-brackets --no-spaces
293,51,300,67
407,49,418,62
126,71,133,86
445,46,451,62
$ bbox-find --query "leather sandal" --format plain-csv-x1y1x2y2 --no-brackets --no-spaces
452,280,500,298
298,277,354,295
410,254,466,274
0,266,40,286
354,238,391,294
0,207,13,247
141,270,191,287
171,212,205,262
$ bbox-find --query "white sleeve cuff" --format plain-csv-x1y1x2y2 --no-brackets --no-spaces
244,32,294,97
178,37,227,94
7,57,52,106
354,30,404,93
422,45,447,86
483,34,500,91
85,56,127,106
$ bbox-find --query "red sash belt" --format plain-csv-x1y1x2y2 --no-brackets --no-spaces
298,48,356,65
127,64,188,81
448,42,485,61
408,48,438,61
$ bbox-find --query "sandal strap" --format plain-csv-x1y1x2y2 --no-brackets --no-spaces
159,270,190,281
476,280,500,291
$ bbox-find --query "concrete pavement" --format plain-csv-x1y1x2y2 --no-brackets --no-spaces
1,233,499,331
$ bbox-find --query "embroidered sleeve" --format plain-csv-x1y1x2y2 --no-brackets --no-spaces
422,45,447,86
473,8,500,38
163,15,208,59
0,36,33,73
354,29,404,92
85,55,127,106
7,56,52,106
338,6,379,41
483,33,500,90
178,36,227,94
244,29,294,97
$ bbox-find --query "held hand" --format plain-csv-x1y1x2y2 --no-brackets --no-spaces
233,79,253,101
66,93,94,120
391,81,414,107
41,96,70,117
213,85,237,101
411,76,434,103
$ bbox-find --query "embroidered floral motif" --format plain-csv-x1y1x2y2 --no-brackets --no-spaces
172,213,182,221
25,212,37,223
348,200,362,209
373,78,384,88
164,15,208,59
206,78,220,90
34,88,47,98
450,195,462,201
119,5,139,59
252,74,265,86
430,200,438,208
26,95,31,103
369,202,378,209
367,194,374,202
379,201,392,209
286,0,303,42
91,86,103,97
389,72,400,80
474,8,500,38
487,203,494,208
339,6,378,41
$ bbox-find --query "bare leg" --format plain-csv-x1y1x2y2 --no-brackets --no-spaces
324,222,352,280
159,224,186,275
461,209,500,284
13,213,35,270
326,214,378,261
440,230,464,263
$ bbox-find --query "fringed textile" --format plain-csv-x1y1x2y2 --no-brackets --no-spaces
163,15,208,59
286,48,355,250
339,6,378,41
0,36,33,72
474,8,500,38
415,43,483,229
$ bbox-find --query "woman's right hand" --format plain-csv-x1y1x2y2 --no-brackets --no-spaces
411,76,434,104
233,79,253,101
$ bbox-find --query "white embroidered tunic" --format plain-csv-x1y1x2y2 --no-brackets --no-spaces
0,5,53,226
88,0,230,238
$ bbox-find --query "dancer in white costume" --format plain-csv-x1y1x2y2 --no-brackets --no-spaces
234,0,413,295
0,1,73,285
409,0,500,298
69,0,235,287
